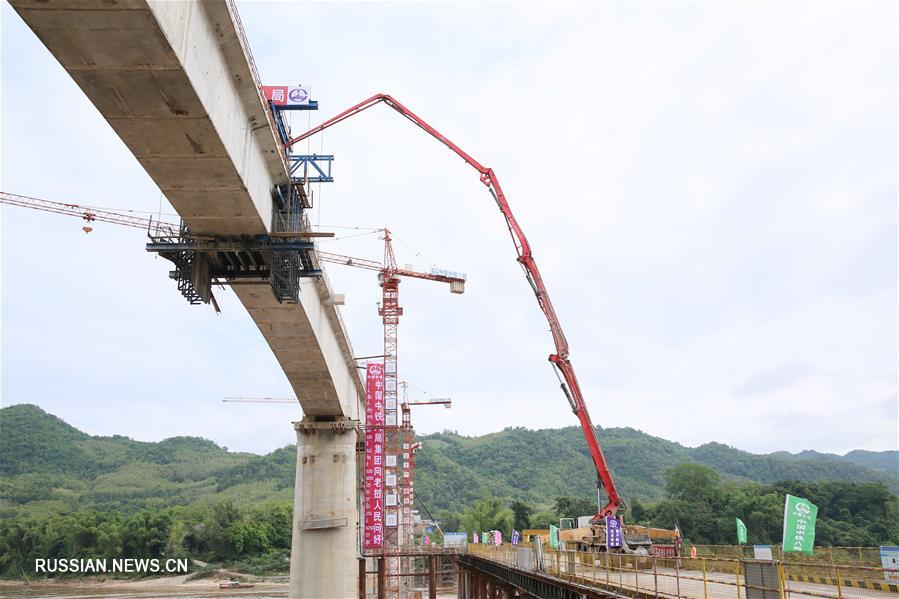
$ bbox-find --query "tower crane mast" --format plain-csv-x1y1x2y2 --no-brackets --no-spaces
287,94,621,519
398,382,451,550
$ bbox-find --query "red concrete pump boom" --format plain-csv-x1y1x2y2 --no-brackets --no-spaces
286,94,621,519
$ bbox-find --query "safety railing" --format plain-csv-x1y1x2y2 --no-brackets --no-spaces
467,545,899,599
689,546,885,569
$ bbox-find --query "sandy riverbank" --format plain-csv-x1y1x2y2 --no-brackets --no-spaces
0,574,288,598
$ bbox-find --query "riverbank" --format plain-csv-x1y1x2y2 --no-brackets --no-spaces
0,574,288,598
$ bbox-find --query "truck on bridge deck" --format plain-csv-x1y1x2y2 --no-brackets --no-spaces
560,520,679,555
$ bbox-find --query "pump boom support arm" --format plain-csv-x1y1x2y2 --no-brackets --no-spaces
287,94,621,518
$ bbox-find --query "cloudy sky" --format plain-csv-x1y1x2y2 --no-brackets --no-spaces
1,1,896,457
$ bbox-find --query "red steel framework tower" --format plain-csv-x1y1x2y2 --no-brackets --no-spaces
378,229,403,596
398,383,450,593
399,382,451,537
373,229,463,598
319,228,465,599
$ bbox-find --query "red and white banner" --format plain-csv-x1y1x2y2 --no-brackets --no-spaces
260,85,310,106
363,363,385,550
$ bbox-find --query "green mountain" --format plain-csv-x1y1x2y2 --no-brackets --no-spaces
0,404,292,517
1,404,895,519
797,449,899,475
413,428,899,513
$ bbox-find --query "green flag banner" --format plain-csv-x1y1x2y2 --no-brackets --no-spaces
549,524,560,549
782,494,818,554
481,532,488,545
736,518,748,545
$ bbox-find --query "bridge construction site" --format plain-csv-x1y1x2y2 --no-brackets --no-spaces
1,2,895,599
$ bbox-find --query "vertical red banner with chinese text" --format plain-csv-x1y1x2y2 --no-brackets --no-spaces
363,364,385,550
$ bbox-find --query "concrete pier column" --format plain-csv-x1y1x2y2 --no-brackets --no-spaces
289,420,359,599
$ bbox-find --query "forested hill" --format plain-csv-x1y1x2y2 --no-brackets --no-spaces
1,404,896,518
413,428,898,513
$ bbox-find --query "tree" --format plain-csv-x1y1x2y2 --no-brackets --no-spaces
629,498,648,524
459,498,514,537
529,510,557,529
438,511,462,533
553,496,596,522
665,464,721,504
510,501,533,531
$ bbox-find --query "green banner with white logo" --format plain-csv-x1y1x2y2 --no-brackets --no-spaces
782,494,818,554
736,518,748,545
549,524,560,549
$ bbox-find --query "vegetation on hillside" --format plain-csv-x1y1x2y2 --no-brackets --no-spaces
0,405,291,518
4,464,896,579
2,404,896,520
0,501,292,579
413,428,898,513
1,404,897,578
440,464,899,547
2,404,896,519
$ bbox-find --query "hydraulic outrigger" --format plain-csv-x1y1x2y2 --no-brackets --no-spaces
286,93,623,521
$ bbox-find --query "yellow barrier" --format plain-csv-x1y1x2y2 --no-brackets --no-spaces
688,546,885,569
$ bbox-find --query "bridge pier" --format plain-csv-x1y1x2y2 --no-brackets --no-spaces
498,584,517,599
460,567,480,599
289,420,358,599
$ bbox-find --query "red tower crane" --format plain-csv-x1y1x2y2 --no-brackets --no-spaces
396,383,451,594
333,229,463,597
286,94,622,519
398,381,451,538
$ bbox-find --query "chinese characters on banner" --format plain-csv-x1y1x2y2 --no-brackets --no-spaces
443,532,468,548
549,524,560,549
736,518,748,545
782,494,818,554
363,364,385,550
651,545,677,558
511,530,521,545
260,85,310,106
605,516,623,549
